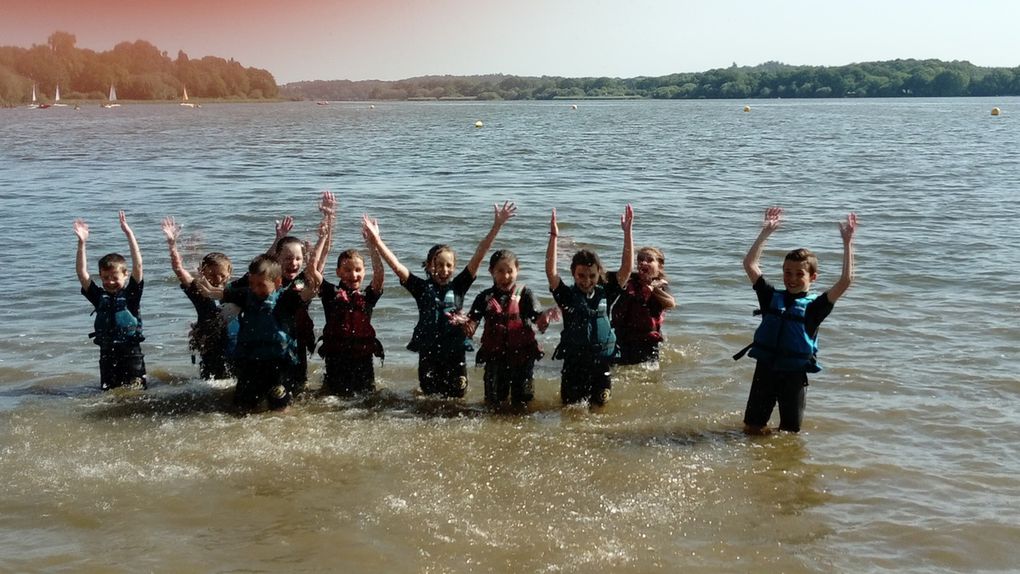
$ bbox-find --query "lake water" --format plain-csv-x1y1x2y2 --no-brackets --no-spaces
0,99,1018,573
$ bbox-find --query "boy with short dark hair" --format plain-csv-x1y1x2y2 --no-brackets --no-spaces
74,211,147,390
735,207,857,434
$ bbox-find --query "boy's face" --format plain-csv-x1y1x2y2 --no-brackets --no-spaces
571,264,599,294
201,262,232,289
635,251,661,284
490,259,518,291
337,257,365,290
249,272,282,299
782,260,817,293
277,243,304,282
429,251,456,285
98,265,129,293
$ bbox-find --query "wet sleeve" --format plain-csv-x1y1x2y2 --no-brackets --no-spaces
365,284,382,308
402,273,425,299
222,285,245,306
521,287,541,322
467,291,488,321
753,276,775,310
604,272,625,306
82,281,102,307
452,268,475,297
805,292,835,335
550,280,571,308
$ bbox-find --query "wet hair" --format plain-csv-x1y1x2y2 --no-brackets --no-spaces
422,243,455,270
200,252,232,273
784,248,818,275
636,246,668,281
336,249,364,268
570,249,606,284
488,249,519,271
274,236,307,256
97,253,127,272
248,254,282,280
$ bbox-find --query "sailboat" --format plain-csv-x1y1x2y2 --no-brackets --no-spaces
102,84,121,108
53,85,68,107
179,86,196,107
28,84,39,109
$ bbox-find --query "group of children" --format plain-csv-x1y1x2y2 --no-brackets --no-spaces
74,194,857,434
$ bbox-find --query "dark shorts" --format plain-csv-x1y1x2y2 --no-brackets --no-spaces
322,355,375,396
283,352,309,395
197,349,231,380
98,344,147,390
615,341,660,365
418,350,468,398
743,363,808,432
560,354,612,406
233,358,291,411
482,360,535,405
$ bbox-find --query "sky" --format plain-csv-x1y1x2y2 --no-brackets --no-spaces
4,0,1020,84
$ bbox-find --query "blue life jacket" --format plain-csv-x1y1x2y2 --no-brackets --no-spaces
90,290,143,346
235,290,299,364
407,280,471,354
553,285,617,360
736,291,821,373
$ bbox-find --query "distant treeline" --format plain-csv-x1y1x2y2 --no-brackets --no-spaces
281,59,1020,101
0,31,278,105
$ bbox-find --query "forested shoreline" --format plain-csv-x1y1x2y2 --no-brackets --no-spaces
281,59,1020,101
4,31,1018,106
0,32,277,105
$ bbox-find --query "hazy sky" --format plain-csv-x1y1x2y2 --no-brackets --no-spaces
5,0,1019,84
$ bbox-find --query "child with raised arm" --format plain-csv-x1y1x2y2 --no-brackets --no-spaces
546,205,633,406
74,211,147,390
610,244,676,365
161,216,234,380
363,202,517,398
308,214,386,396
734,207,857,434
462,249,557,408
217,254,321,411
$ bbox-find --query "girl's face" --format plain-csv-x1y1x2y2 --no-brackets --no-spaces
201,262,232,288
636,251,662,284
337,257,365,290
429,250,456,285
277,243,304,281
490,258,518,291
571,264,599,294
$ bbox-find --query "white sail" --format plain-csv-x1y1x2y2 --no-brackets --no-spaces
180,86,195,107
28,84,38,108
109,85,117,101
53,84,68,106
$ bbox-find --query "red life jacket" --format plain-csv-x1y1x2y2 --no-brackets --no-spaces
610,278,664,345
318,287,383,359
477,286,543,366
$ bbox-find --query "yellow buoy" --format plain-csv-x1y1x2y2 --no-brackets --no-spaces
991,107,1001,116
475,120,484,128
743,105,751,112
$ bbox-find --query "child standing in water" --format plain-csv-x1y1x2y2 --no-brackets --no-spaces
463,250,557,407
73,211,147,390
363,202,517,398
308,214,386,396
218,254,321,411
161,216,234,380
734,207,857,434
610,246,676,365
546,206,633,406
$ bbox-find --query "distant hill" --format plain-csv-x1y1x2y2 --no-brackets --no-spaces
281,59,1020,101
0,31,278,105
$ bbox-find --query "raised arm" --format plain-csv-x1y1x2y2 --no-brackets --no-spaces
826,212,857,303
364,225,385,293
73,218,91,290
545,209,561,290
617,204,634,279
362,214,410,283
161,216,194,285
120,210,143,282
267,215,294,256
744,206,783,284
315,191,337,275
302,246,323,303
465,201,517,278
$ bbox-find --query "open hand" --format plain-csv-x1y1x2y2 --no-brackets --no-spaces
161,216,181,242
762,206,783,233
839,212,858,243
73,218,89,242
493,201,517,227
275,215,294,239
621,203,634,232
